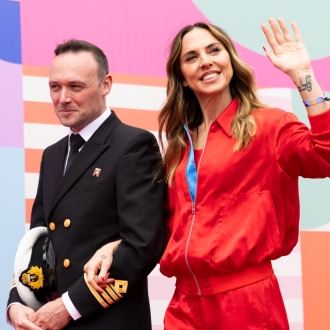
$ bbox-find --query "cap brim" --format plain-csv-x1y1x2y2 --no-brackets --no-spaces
14,226,48,311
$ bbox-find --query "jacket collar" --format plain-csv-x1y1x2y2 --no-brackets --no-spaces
215,98,239,137
68,108,111,145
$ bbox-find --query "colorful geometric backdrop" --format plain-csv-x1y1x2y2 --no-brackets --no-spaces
1,1,330,329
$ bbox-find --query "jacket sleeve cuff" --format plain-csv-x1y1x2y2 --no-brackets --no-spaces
308,108,330,133
6,303,22,327
68,274,126,318
62,292,81,320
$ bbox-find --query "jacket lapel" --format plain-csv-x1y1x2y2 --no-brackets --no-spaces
43,137,68,219
54,137,68,190
47,111,121,219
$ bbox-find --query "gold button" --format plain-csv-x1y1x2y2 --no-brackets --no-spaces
63,259,70,268
64,219,71,228
49,222,56,231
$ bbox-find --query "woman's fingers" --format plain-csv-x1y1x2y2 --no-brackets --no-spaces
262,45,278,66
262,18,302,50
291,21,303,43
261,22,278,53
103,274,116,285
268,17,286,46
84,256,106,293
98,255,113,283
277,17,293,43
85,264,105,293
87,272,115,295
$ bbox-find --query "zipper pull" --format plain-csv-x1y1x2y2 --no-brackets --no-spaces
192,203,196,214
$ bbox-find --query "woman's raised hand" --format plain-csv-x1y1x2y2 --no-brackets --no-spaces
262,17,329,115
261,17,311,79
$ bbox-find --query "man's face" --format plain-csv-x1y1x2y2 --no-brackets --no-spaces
49,51,112,132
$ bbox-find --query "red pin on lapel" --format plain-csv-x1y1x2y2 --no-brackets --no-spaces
93,168,101,177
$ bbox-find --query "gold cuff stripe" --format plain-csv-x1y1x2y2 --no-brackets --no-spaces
101,290,116,305
10,278,16,290
104,286,121,302
108,283,123,299
83,274,109,308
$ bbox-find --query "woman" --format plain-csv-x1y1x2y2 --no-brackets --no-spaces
84,18,330,329
158,18,330,329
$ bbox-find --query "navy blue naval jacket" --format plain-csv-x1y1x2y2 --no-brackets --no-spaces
8,111,166,329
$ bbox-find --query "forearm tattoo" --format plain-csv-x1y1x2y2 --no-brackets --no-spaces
297,75,312,92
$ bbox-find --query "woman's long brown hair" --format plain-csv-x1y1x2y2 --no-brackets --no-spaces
159,22,266,185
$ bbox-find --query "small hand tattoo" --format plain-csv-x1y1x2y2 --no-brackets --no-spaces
101,255,107,259
297,75,312,92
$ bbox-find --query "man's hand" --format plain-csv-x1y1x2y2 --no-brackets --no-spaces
8,304,42,330
84,240,121,293
28,298,71,330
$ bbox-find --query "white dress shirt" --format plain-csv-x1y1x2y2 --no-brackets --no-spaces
64,108,111,174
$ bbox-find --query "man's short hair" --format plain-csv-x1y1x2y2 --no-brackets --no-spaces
54,40,109,84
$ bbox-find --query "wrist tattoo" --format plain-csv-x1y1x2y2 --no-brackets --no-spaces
101,255,107,259
297,75,312,92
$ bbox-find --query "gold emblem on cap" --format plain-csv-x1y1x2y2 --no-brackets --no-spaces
64,219,71,228
114,280,128,294
63,259,70,268
20,266,44,290
49,222,56,230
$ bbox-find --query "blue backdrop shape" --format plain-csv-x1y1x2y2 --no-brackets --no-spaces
0,0,22,64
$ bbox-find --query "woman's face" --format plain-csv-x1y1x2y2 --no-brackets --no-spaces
179,28,233,101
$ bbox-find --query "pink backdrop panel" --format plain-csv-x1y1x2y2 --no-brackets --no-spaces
21,0,330,90
21,0,208,77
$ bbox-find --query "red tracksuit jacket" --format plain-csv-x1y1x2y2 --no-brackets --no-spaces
160,98,330,297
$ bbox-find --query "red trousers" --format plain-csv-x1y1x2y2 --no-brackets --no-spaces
164,275,289,330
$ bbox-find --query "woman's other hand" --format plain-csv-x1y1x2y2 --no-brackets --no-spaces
261,17,311,80
84,239,122,293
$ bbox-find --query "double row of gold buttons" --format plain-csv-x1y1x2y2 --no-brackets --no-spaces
49,219,71,230
49,219,71,268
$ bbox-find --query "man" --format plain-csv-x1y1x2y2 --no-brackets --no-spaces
7,40,165,329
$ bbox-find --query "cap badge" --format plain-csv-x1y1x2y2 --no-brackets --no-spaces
93,168,101,177
20,265,44,291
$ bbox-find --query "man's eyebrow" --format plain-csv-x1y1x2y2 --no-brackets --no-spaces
182,43,221,58
48,80,85,85
68,80,85,85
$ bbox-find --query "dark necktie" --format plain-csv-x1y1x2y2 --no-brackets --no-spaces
65,134,85,174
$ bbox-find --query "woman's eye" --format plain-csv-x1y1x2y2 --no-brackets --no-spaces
210,47,220,53
186,55,197,62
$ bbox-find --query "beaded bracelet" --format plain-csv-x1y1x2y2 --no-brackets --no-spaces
303,93,330,107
